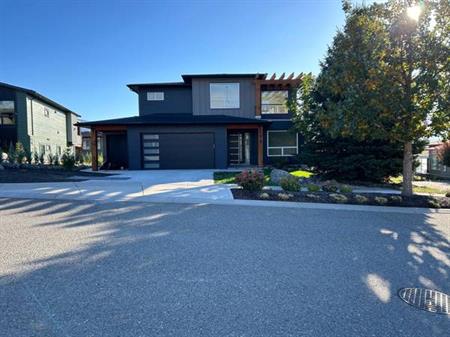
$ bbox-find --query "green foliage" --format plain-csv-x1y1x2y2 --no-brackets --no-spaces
8,142,16,163
53,155,60,166
294,1,448,191
33,151,39,164
38,152,45,165
340,184,353,193
47,153,54,165
280,176,301,192
61,148,76,170
437,143,450,167
290,170,314,179
446,192,450,198
322,180,339,192
390,195,403,203
235,170,265,191
277,192,292,200
306,183,320,192
15,142,26,164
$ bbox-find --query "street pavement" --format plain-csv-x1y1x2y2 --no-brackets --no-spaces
0,197,449,337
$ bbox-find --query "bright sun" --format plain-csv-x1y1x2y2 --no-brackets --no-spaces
407,4,422,21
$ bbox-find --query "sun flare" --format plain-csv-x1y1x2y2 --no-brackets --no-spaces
407,4,422,21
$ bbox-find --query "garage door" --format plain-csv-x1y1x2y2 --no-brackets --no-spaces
141,133,215,169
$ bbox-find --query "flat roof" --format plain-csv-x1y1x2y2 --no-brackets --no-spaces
0,81,80,117
77,113,270,127
127,82,190,93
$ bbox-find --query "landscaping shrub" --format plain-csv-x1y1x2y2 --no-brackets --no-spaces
329,193,348,203
307,183,320,192
354,194,368,203
390,196,403,203
235,170,264,191
47,153,54,165
61,148,76,170
437,142,450,167
322,181,339,192
33,151,39,165
374,196,388,205
340,184,353,193
38,152,45,165
279,176,301,192
446,192,450,198
53,155,60,166
427,198,441,208
259,192,270,200
277,192,293,200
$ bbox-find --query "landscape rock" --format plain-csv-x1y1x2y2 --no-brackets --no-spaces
270,169,293,185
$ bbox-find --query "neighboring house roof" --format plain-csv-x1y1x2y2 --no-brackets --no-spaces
0,81,80,117
77,113,270,127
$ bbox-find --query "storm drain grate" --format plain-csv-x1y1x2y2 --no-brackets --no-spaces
398,288,449,315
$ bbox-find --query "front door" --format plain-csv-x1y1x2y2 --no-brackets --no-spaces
228,132,251,166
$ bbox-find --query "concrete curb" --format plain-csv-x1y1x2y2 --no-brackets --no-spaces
0,194,448,215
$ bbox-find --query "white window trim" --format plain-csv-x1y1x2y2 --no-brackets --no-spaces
267,130,298,157
209,83,240,109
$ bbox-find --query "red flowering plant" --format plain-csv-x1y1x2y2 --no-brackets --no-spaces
235,169,265,191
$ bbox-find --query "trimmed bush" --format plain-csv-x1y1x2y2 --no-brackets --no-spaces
329,193,348,203
61,148,76,170
259,192,270,200
280,176,301,192
277,192,293,200
322,180,339,192
374,197,388,205
307,183,320,192
340,184,353,193
390,195,403,203
354,194,368,203
235,170,264,191
445,191,450,198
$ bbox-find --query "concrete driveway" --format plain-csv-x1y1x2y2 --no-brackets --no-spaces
0,198,448,337
0,170,233,203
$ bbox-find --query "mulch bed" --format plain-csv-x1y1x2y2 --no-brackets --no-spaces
0,169,114,183
231,189,450,209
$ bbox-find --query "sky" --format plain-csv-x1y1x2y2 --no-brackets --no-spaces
0,0,353,121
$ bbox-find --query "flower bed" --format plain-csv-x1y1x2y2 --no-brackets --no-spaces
231,189,450,209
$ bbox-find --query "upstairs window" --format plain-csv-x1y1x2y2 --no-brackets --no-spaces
210,83,240,109
0,101,15,125
147,92,164,101
262,90,288,114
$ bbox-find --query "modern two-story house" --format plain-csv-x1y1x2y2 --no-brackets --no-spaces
0,82,82,156
78,73,301,170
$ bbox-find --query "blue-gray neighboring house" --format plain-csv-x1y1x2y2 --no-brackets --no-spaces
77,73,302,170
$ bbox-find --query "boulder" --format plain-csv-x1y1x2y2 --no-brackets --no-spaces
270,168,293,185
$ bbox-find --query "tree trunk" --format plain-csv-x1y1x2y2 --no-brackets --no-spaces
402,141,413,196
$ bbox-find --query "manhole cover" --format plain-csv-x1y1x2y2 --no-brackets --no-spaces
398,288,449,315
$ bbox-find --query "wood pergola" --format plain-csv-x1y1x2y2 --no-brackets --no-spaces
255,72,302,117
90,125,127,171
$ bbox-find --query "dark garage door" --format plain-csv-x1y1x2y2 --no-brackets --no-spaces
142,133,215,169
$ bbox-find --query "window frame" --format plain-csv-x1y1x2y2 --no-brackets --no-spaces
209,83,240,109
146,92,164,101
261,90,289,114
266,130,298,157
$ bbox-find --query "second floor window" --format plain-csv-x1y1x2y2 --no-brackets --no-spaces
210,83,240,109
0,101,15,125
147,92,164,101
262,90,288,114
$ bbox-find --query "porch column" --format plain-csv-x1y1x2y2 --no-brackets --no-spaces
91,128,98,171
257,125,264,167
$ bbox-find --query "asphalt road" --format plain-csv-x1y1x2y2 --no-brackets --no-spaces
0,197,449,337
